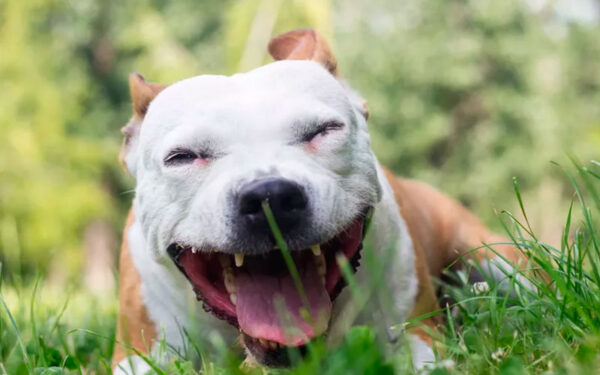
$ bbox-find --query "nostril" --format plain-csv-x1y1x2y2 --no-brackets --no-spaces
280,189,307,212
239,194,263,216
237,178,308,220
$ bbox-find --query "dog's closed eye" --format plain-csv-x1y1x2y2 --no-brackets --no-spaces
164,148,211,166
300,121,344,143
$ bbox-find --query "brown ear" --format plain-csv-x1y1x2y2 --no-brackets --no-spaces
268,29,337,76
129,73,166,118
120,74,166,176
268,29,370,119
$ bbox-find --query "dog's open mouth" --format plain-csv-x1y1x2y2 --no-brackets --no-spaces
167,209,370,366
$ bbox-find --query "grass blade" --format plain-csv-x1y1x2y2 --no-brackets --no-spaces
261,201,311,322
0,292,33,374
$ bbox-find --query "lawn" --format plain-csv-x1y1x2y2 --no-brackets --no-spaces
2,160,600,375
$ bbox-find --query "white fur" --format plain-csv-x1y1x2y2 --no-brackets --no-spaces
409,334,436,371
118,60,418,368
132,61,379,258
114,355,152,375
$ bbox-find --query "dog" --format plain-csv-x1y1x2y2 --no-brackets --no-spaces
112,29,525,374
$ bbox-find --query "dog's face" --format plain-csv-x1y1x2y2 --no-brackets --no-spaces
123,30,381,366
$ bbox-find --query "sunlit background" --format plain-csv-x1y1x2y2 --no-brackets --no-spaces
1,0,599,298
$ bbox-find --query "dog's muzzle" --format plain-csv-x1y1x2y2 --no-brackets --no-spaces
166,177,373,367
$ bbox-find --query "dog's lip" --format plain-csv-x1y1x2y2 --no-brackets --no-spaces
241,332,312,367
167,206,372,258
166,207,372,362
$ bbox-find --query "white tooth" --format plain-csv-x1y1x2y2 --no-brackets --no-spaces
191,247,196,253
176,243,183,249
311,244,321,256
223,268,236,294
234,253,244,267
230,294,237,305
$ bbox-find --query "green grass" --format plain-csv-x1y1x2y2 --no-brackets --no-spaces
2,160,600,374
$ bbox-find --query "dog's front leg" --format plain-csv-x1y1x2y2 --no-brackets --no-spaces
113,356,153,375
367,168,439,370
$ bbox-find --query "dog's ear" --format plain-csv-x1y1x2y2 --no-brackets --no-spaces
268,29,369,120
268,29,338,76
119,73,166,177
129,73,166,118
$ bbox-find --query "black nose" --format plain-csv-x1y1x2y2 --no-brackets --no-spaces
238,178,308,234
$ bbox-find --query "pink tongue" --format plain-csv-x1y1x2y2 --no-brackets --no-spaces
235,263,332,346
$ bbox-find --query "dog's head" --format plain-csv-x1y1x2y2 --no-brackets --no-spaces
122,29,381,366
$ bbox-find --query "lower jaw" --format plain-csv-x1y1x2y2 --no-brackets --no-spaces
242,333,312,367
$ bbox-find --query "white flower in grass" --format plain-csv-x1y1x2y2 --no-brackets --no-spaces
419,359,456,374
438,359,456,370
471,281,490,295
491,348,506,362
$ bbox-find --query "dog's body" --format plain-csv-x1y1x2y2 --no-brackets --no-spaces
112,30,523,374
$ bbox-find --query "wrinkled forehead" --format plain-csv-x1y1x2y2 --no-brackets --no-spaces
142,60,355,137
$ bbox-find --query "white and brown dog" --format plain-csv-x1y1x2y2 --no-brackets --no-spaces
112,29,524,373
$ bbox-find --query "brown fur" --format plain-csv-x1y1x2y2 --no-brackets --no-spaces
118,74,166,172
113,75,166,366
384,168,525,346
128,73,166,118
268,29,338,76
112,209,157,367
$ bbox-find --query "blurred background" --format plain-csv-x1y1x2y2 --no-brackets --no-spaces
1,0,599,294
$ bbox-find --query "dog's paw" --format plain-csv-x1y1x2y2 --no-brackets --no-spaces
113,355,153,375
408,334,436,372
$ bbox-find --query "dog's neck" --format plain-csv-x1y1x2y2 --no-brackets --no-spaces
326,163,418,341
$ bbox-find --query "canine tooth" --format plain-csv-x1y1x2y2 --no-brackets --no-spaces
176,243,183,249
269,341,279,350
259,338,269,348
317,264,326,277
230,294,237,305
315,254,326,277
235,253,244,267
223,268,236,294
311,244,321,256
191,247,197,254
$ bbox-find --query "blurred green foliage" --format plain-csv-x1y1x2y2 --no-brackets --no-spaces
0,0,599,281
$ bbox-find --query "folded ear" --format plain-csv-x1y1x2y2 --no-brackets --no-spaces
119,73,166,177
268,29,369,120
129,73,166,118
268,28,338,76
